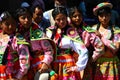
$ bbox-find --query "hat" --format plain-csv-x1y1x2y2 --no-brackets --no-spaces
93,2,113,16
21,2,30,8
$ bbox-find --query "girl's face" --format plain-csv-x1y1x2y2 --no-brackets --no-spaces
1,17,16,35
18,13,32,29
98,13,111,26
71,10,82,26
54,13,67,29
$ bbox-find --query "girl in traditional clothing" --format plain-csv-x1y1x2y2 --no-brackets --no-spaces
68,7,104,80
15,7,56,80
46,7,88,80
92,2,120,80
0,11,30,80
0,11,16,80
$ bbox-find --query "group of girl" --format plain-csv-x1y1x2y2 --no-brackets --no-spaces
0,2,120,80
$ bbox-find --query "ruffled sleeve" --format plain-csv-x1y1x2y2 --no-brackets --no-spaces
15,44,30,80
82,30,104,61
70,39,88,71
40,39,54,65
101,33,120,54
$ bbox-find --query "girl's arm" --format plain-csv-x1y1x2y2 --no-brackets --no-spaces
67,40,88,72
101,33,120,54
40,39,54,65
37,39,55,73
15,44,30,80
12,36,30,80
82,31,104,62
90,33,104,62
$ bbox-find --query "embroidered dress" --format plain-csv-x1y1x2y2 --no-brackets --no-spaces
0,32,9,80
17,23,56,80
79,24,104,80
92,24,120,80
0,31,30,80
46,26,88,80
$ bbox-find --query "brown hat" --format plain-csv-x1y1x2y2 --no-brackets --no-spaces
93,2,113,16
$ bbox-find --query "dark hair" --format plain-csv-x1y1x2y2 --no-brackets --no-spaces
52,7,67,19
31,4,43,13
97,7,111,16
15,7,32,22
68,7,82,18
0,11,12,22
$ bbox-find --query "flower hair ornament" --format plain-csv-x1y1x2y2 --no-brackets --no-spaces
93,2,113,16
0,11,11,22
0,13,4,22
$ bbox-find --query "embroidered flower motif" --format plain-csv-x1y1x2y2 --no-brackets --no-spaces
67,28,77,38
32,29,43,39
17,34,24,40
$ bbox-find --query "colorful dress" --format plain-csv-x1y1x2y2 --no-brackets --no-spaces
0,31,30,80
92,24,120,80
46,25,88,80
0,32,9,80
17,23,56,80
79,24,104,80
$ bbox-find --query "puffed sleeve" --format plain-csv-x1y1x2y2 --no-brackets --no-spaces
70,40,88,71
40,39,54,65
12,36,30,79
101,33,120,54
82,31,104,61
82,31,91,47
15,44,30,80
90,33,104,61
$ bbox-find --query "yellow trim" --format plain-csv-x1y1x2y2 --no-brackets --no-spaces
113,27,120,34
0,52,4,54
113,28,120,34
64,35,83,44
31,38,53,41
17,41,30,45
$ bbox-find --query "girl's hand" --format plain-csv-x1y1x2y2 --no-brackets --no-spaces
66,67,73,73
39,63,49,73
95,31,101,38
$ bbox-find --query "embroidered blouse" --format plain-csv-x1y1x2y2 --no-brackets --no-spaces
46,26,88,71
92,24,120,58
14,23,55,79
81,24,104,61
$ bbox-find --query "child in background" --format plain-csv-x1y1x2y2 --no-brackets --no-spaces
68,7,104,80
31,5,50,33
46,7,88,80
43,0,68,26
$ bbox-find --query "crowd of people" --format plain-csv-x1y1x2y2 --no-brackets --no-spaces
0,0,120,80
